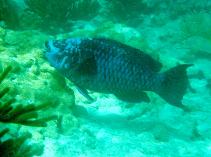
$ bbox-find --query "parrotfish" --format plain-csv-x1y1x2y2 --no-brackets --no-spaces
45,38,192,110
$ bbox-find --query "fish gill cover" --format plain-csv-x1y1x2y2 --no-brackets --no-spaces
0,0,211,157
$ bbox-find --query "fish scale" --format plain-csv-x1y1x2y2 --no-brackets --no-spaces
45,37,192,110
93,44,149,92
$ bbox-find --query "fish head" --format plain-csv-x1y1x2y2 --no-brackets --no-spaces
44,38,84,73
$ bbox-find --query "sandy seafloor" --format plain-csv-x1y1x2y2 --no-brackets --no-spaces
0,1,211,157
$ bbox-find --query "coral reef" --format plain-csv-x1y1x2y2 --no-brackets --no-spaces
0,65,57,156
103,0,211,27
24,0,100,33
103,0,148,23
0,0,20,29
179,11,211,61
180,12,211,40
0,130,43,157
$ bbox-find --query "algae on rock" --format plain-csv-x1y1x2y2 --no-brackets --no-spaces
0,130,44,157
0,65,57,157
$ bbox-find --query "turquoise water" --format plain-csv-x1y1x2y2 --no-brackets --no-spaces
0,0,211,156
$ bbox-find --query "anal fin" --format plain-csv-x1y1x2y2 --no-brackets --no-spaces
114,91,150,103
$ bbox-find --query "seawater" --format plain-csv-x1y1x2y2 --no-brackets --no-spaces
0,0,211,157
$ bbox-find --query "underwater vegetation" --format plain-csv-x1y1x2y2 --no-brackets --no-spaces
0,0,210,35
0,0,100,34
24,0,100,33
103,0,211,26
0,0,20,29
0,65,57,156
104,0,149,24
179,11,211,61
0,130,43,157
180,12,211,41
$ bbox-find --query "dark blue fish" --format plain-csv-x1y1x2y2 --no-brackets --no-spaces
45,38,192,110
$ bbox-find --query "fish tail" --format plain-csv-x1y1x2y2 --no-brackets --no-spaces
157,64,193,111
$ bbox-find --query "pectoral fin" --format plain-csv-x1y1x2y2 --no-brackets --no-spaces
76,86,94,101
77,56,97,75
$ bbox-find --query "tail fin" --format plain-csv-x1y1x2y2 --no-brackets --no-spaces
157,64,193,110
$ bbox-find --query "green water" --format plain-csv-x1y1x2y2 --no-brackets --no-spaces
0,0,211,156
